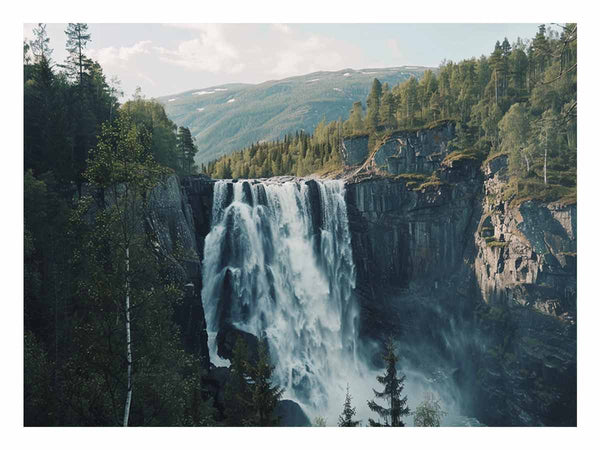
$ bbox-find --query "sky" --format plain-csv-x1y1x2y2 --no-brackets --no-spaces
23,23,545,99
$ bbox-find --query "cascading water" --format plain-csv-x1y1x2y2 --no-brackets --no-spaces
201,178,362,419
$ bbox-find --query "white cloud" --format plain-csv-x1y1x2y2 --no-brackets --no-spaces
154,24,244,74
267,35,346,78
272,24,292,34
89,40,152,68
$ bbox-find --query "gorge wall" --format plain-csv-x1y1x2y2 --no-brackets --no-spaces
148,123,576,426
340,127,576,426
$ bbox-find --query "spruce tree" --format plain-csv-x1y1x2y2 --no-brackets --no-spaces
30,23,53,63
348,101,365,133
223,337,253,426
245,339,284,426
367,338,409,427
177,126,197,175
366,78,382,130
64,23,92,85
338,384,360,427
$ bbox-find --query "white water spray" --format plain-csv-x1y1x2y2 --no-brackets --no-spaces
202,178,368,420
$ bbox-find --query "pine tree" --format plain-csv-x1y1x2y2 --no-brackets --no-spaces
30,23,53,63
366,78,382,130
177,126,198,175
367,338,409,427
224,337,253,426
348,101,365,133
245,339,284,426
63,23,92,85
338,384,360,427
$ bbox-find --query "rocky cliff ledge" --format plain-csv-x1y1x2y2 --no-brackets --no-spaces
342,120,455,175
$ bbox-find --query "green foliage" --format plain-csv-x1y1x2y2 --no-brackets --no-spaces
487,240,508,249
63,23,92,84
223,338,253,426
366,78,382,130
245,339,285,426
413,392,447,427
206,119,343,179
161,68,422,164
120,96,191,175
367,338,410,427
223,338,284,426
312,416,327,427
338,384,360,426
23,25,217,426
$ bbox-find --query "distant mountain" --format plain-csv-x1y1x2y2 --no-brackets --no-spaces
157,66,430,165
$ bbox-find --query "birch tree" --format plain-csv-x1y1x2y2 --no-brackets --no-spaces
499,103,532,177
84,112,168,426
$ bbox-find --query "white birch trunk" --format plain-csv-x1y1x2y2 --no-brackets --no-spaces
495,70,498,106
544,145,548,185
123,246,132,426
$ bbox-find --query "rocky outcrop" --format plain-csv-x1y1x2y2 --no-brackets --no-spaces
469,155,576,426
342,134,369,165
275,400,311,426
474,155,576,321
342,121,455,175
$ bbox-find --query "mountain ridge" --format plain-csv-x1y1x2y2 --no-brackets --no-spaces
157,66,432,165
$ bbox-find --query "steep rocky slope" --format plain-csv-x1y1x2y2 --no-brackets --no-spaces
471,155,576,426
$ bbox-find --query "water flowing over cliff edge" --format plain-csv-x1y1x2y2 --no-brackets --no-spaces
201,178,363,420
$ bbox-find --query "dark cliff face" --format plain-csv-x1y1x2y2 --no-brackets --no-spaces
345,157,484,417
342,121,456,174
147,174,214,368
344,142,576,426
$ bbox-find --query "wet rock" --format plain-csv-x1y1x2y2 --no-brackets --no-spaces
275,399,311,427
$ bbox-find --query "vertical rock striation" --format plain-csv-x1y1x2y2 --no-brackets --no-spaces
146,174,214,367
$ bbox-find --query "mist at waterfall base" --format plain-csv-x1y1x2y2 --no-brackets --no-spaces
201,178,477,426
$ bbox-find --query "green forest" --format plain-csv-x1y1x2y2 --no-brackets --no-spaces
205,24,576,204
23,23,215,426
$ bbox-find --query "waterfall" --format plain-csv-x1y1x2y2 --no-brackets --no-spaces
201,178,359,417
